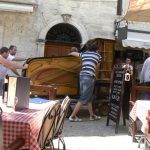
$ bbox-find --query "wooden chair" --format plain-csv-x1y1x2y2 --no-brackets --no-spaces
7,138,25,150
30,84,57,100
144,114,150,150
129,86,150,143
53,96,71,150
0,107,25,150
129,100,137,142
37,101,61,150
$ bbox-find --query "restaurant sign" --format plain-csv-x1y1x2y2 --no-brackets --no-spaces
106,68,125,134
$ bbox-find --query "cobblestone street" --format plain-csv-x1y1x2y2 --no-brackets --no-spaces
54,110,144,150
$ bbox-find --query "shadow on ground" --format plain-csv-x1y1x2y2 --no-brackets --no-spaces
58,109,142,150
63,108,129,137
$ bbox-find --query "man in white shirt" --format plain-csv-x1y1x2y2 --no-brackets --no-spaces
8,45,27,76
9,45,26,61
122,58,133,75
140,54,150,99
0,47,28,96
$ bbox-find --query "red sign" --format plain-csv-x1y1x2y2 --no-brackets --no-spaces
128,0,150,11
124,0,150,22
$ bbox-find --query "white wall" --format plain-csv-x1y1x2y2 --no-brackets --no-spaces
0,25,3,47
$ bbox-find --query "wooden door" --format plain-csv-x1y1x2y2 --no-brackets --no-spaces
94,39,114,81
44,43,79,57
100,40,114,80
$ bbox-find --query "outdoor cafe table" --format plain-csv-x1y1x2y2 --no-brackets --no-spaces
130,100,150,133
1,100,56,150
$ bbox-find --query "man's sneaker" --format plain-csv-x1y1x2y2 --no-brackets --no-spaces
69,116,82,122
89,115,101,121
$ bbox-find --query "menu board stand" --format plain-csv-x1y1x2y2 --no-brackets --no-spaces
7,76,30,111
106,68,125,133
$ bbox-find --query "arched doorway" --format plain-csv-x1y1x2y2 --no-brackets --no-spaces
44,23,82,57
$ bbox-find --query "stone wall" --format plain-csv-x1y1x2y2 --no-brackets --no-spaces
0,0,118,58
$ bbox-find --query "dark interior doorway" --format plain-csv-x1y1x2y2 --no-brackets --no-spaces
44,23,81,57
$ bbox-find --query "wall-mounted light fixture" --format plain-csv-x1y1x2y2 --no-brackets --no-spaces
114,19,128,40
61,14,72,23
36,38,46,43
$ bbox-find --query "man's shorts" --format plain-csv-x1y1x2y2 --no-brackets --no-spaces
79,75,95,104
0,79,4,96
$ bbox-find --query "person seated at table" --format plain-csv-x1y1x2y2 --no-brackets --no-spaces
0,47,28,96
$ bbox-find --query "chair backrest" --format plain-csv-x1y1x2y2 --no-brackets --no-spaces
30,84,57,100
0,107,3,150
0,107,25,150
37,100,61,149
54,96,71,137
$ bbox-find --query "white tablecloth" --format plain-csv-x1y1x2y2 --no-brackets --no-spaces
130,100,150,133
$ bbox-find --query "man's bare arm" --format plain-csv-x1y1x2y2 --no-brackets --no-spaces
68,52,80,57
11,69,21,76
12,56,27,61
0,56,28,70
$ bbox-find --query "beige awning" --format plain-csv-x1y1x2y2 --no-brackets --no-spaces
124,0,150,22
0,0,37,5
122,30,150,49
0,0,37,13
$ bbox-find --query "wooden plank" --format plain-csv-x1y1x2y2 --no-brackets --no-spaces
23,56,82,96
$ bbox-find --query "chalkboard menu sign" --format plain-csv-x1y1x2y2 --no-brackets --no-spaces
106,68,125,133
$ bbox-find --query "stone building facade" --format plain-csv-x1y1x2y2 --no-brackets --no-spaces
0,0,119,58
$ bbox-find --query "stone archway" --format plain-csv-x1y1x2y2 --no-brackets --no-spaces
37,18,88,57
45,23,82,57
46,23,82,44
